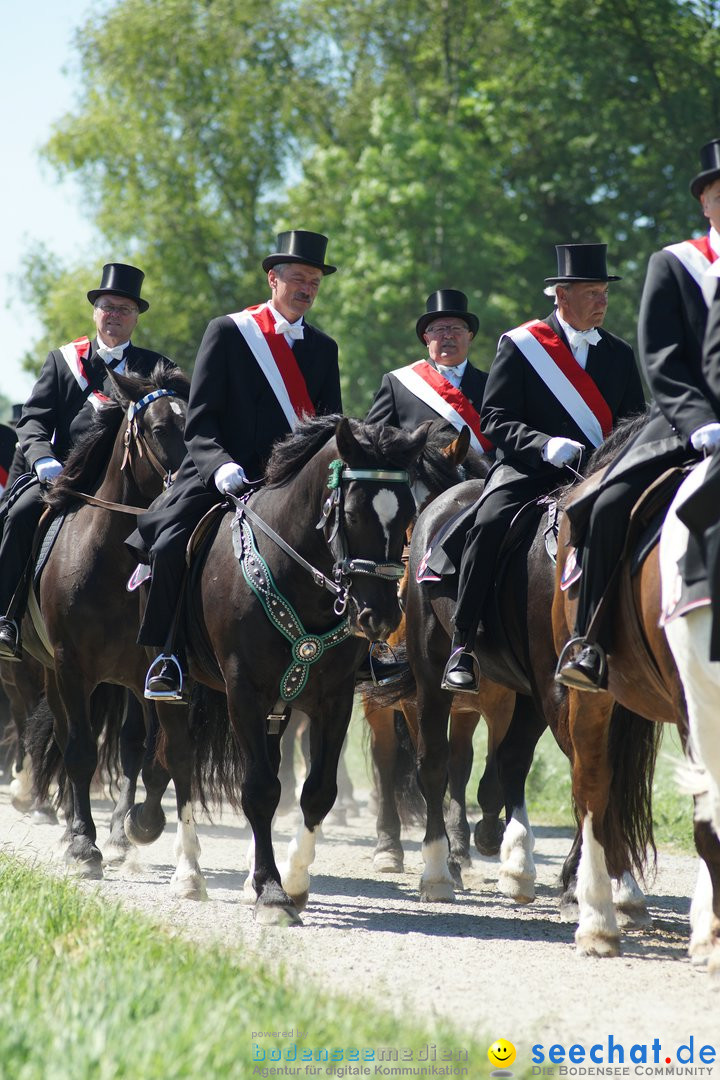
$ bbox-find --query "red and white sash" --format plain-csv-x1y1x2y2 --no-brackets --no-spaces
664,234,719,306
228,304,315,431
391,361,492,453
59,337,113,411
504,320,612,449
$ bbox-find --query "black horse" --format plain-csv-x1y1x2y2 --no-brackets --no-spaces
25,364,190,876
145,414,429,924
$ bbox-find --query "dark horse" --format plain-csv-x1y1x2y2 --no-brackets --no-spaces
395,415,660,914
146,414,429,924
25,364,190,876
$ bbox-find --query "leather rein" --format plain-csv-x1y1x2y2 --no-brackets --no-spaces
71,389,182,515
233,458,411,616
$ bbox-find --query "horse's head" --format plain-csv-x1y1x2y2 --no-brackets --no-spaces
321,417,430,641
109,363,190,497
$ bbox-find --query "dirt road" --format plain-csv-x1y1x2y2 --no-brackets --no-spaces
1,778,718,1074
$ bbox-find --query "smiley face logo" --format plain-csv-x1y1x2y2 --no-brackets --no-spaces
488,1039,516,1071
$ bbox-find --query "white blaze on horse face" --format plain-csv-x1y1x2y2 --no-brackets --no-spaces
372,489,400,558
170,400,184,416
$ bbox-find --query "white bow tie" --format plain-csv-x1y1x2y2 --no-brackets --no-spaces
97,344,126,363
275,318,304,341
567,327,601,350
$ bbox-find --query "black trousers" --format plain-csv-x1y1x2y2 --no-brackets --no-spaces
0,481,44,615
126,474,220,650
454,476,545,637
574,454,686,646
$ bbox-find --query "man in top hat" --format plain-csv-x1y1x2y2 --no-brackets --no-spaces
440,243,644,693
130,229,342,700
366,290,491,456
557,139,720,691
0,263,171,661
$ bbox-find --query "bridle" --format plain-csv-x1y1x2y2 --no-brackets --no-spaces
234,457,411,616
73,388,184,516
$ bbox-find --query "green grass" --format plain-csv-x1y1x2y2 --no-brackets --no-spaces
0,857,496,1080
347,703,696,854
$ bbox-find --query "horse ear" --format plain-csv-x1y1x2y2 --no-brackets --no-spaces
335,417,364,462
106,368,135,411
405,420,432,462
443,424,470,465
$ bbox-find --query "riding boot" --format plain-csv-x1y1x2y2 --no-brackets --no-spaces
441,630,480,694
144,648,189,703
0,616,22,662
355,644,408,686
555,638,607,692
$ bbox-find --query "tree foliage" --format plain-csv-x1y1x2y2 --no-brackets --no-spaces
20,0,720,413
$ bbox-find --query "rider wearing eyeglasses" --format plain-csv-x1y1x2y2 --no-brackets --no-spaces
366,290,490,451
0,263,172,661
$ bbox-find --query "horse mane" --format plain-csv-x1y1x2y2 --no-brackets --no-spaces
415,420,490,495
585,408,650,475
45,362,190,513
264,414,436,487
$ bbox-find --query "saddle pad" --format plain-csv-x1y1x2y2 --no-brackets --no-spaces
33,513,65,585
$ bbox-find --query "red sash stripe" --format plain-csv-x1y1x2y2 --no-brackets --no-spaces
247,304,315,419
412,362,493,452
687,235,718,263
522,321,613,439
73,336,112,404
0,466,8,490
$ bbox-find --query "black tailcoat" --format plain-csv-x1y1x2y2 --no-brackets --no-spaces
365,360,487,429
17,339,171,470
129,310,341,647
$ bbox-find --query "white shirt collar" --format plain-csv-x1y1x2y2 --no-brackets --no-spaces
435,358,468,384
555,313,594,370
267,301,303,334
710,226,720,258
95,337,130,373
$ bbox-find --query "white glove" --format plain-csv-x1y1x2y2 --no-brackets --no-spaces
34,457,63,484
214,461,248,496
690,422,720,453
543,437,584,468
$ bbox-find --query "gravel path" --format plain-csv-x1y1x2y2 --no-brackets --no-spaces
1,777,718,1072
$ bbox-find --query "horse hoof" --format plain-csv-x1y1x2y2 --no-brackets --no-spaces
10,793,34,814
474,818,504,856
254,903,302,927
615,906,652,931
31,804,58,826
559,899,580,923
65,852,103,880
170,873,208,901
124,805,166,846
498,872,535,904
419,881,455,902
575,931,621,958
373,850,404,873
288,890,309,913
448,861,465,890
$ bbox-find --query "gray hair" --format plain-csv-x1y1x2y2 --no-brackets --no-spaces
543,281,574,302
270,262,292,277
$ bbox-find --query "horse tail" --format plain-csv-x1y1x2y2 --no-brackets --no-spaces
603,703,662,881
359,644,417,711
392,709,425,826
25,697,63,806
181,685,244,813
92,684,126,797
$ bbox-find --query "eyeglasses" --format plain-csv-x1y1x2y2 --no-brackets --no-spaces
95,303,138,317
425,324,470,337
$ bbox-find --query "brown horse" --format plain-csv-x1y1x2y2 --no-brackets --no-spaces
25,365,190,876
551,454,720,960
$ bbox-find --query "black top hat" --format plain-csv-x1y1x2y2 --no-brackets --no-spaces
416,289,479,343
87,263,149,313
10,404,23,426
690,139,720,199
544,244,621,285
262,231,337,275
